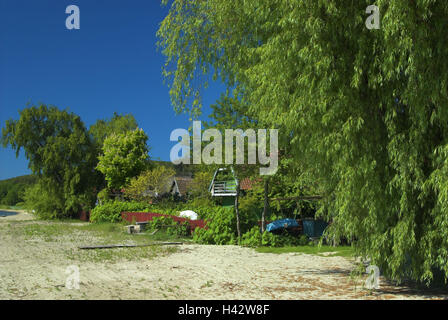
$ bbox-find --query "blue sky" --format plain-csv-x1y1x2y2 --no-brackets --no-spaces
0,0,223,180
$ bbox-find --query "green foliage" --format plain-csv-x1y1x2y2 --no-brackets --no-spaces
0,175,37,206
96,188,110,204
146,216,190,237
90,198,222,223
189,170,214,199
241,226,262,247
241,228,310,248
193,207,237,245
96,128,149,190
22,182,65,219
1,105,99,217
239,182,264,220
158,0,448,284
124,166,176,201
89,112,138,148
90,200,150,223
261,231,309,247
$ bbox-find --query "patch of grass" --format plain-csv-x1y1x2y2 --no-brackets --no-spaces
200,280,214,289
255,245,355,257
65,245,175,263
7,220,182,263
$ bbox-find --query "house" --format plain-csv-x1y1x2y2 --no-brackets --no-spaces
169,175,194,198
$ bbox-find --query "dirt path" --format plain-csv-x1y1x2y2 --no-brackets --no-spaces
0,214,446,300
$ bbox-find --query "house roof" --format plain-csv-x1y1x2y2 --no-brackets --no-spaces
240,177,262,190
171,176,193,196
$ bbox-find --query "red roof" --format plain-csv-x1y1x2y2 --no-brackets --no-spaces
240,177,262,190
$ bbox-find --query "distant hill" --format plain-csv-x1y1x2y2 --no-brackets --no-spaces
0,174,36,185
0,174,37,206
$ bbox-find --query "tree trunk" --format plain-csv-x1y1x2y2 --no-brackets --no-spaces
262,178,269,233
235,181,241,244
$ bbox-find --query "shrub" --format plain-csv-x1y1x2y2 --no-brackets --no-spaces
147,216,190,237
90,200,150,223
193,207,237,245
261,231,282,247
260,231,311,247
22,182,75,219
241,227,262,247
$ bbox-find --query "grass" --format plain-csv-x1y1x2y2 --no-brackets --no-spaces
2,220,184,263
255,245,355,257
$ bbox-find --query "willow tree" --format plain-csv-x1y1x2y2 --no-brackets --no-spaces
158,0,448,284
1,105,98,217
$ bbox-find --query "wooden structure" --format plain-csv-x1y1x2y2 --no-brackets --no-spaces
208,167,238,197
169,176,194,197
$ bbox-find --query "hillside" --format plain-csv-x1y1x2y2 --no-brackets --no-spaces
0,174,36,206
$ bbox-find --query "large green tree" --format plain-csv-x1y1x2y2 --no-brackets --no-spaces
1,105,98,216
158,0,448,283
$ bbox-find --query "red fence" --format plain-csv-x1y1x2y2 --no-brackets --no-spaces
121,212,207,233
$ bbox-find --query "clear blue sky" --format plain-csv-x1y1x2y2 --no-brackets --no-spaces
0,0,224,180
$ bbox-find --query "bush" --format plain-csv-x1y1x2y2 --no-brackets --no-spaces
146,216,190,237
22,182,66,219
260,231,311,247
90,200,150,223
193,207,238,245
241,227,262,247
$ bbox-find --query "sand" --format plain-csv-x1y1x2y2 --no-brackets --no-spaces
0,212,446,300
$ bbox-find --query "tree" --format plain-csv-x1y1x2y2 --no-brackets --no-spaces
189,170,213,199
1,104,98,216
158,0,448,284
89,112,138,148
96,128,149,190
124,165,176,201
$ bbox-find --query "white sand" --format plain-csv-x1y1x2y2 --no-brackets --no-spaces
0,214,446,300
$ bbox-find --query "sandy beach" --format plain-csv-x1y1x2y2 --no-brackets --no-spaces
0,212,446,300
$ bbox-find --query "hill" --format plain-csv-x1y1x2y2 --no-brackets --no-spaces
0,174,37,206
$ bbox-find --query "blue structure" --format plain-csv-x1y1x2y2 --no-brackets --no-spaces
302,219,328,238
266,218,299,232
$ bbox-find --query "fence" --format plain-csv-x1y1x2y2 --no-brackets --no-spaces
121,212,207,234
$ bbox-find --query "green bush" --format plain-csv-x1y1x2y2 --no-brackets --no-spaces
260,231,311,247
22,183,65,219
90,200,150,223
193,207,238,245
241,226,262,247
146,216,190,237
